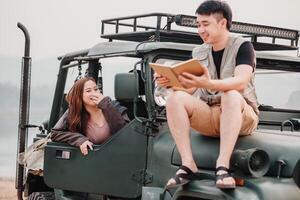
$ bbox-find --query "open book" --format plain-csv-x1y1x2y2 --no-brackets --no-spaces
150,58,205,88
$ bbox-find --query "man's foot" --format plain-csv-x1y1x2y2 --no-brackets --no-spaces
215,166,236,189
166,165,198,189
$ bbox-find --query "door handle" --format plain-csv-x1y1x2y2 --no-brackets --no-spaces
56,149,71,159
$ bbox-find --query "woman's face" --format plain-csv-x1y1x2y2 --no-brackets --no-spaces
82,80,101,107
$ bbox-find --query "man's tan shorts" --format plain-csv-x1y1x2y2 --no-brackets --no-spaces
189,100,258,137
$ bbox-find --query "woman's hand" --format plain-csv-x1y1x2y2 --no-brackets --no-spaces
79,140,93,156
90,91,105,105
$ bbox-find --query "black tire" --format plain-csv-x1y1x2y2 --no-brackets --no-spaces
28,192,55,200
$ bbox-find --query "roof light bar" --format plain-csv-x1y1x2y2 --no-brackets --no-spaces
174,14,299,41
231,22,299,40
174,15,197,28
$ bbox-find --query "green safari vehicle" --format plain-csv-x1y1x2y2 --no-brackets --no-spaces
16,13,300,200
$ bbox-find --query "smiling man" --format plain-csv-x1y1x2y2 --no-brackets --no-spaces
156,0,259,189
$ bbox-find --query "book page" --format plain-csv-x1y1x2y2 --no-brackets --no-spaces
150,63,182,88
172,58,204,76
150,58,205,88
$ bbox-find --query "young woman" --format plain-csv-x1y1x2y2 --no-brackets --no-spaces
51,77,129,155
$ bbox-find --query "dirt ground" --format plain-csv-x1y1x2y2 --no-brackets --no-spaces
0,178,17,200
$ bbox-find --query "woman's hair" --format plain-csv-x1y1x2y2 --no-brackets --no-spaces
66,77,96,132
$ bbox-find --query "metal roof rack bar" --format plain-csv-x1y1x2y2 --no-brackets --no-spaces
101,13,299,50
101,13,175,34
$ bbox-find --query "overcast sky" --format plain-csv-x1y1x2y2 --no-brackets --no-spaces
1,0,300,60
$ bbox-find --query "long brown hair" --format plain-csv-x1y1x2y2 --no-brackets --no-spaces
66,77,96,132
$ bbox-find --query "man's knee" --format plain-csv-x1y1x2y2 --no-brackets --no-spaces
221,90,244,108
166,91,191,109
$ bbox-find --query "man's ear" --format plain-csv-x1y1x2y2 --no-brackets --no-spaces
220,18,227,29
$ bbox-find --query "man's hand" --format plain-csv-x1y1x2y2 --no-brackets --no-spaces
79,140,93,156
178,66,211,89
154,73,170,88
178,64,253,92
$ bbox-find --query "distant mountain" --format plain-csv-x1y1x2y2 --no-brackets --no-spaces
0,55,22,85
0,82,54,138
0,83,19,108
0,55,60,87
0,82,54,109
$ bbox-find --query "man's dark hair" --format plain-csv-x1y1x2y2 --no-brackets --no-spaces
196,0,232,30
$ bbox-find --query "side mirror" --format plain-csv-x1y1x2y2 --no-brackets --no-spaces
114,73,139,101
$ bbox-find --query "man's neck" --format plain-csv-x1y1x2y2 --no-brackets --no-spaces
212,31,230,51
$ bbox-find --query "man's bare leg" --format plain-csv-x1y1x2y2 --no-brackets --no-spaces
165,91,206,186
216,90,245,186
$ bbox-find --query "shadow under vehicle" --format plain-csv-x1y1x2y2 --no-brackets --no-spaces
16,13,300,200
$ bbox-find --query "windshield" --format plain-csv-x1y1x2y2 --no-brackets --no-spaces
255,70,300,110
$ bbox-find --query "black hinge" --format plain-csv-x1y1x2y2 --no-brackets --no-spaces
132,169,153,185
133,120,159,137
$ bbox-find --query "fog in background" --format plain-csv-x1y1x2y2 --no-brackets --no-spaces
1,0,300,178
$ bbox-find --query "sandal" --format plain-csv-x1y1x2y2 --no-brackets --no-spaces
165,165,198,189
215,166,236,189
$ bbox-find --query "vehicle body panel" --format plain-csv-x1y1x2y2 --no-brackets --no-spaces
44,120,148,198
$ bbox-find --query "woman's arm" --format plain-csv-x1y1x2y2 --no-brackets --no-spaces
98,97,128,134
111,99,130,122
50,110,89,147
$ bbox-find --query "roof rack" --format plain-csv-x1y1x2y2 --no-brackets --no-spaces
101,13,299,51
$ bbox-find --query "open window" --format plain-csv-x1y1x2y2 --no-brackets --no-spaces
255,69,300,131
